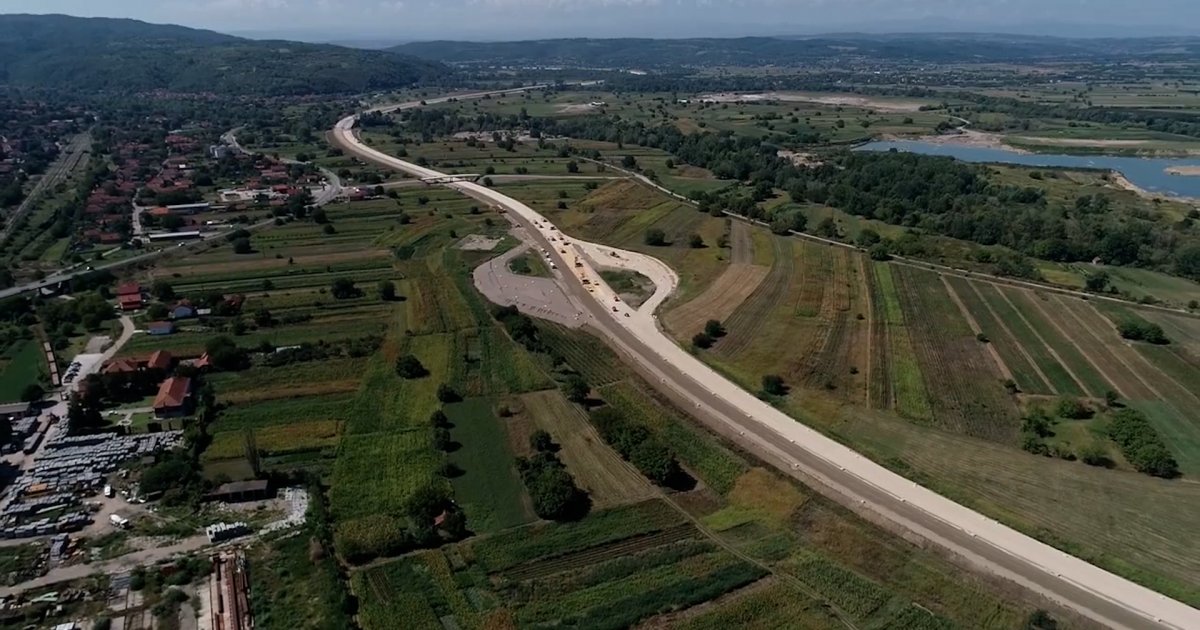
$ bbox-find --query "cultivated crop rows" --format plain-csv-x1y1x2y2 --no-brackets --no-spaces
501,523,699,581
893,267,1017,443
865,262,893,409
717,235,795,357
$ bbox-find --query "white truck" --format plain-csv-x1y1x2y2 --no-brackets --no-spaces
109,514,129,529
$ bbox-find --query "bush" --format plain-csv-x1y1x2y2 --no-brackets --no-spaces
516,452,588,521
436,383,461,403
688,233,704,248
644,228,667,246
1055,397,1092,420
1117,319,1169,344
1107,409,1179,478
394,354,427,379
760,374,787,397
704,319,725,338
692,332,714,349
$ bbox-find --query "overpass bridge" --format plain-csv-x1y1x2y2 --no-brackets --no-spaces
420,174,481,184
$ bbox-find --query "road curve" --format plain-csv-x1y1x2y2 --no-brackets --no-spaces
331,91,1199,630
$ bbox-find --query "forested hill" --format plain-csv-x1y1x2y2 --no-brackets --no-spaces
0,14,448,95
390,34,1200,68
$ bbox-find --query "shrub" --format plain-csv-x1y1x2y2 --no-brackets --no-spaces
1107,409,1179,478
1117,319,1169,344
394,354,427,379
692,332,714,349
1055,397,1093,420
644,228,667,246
760,374,787,397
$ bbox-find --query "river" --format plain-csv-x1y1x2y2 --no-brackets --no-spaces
857,140,1200,199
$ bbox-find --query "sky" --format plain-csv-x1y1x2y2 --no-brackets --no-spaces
4,0,1200,42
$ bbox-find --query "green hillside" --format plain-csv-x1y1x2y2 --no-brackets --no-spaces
0,14,447,95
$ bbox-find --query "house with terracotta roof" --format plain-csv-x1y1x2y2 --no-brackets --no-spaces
102,350,173,376
116,282,144,311
153,376,193,418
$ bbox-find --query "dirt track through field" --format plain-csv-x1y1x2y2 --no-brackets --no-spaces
730,220,754,265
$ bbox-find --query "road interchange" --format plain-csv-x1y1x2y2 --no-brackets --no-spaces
327,91,1200,630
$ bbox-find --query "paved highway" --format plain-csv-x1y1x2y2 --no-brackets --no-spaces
332,87,1199,629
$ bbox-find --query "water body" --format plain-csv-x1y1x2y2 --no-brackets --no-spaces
857,140,1200,199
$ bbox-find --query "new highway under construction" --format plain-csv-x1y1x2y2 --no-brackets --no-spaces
330,90,1200,630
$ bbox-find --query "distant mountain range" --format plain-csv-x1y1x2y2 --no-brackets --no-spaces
388,33,1200,68
0,14,446,95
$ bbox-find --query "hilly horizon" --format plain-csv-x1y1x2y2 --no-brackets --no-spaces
387,32,1200,68
0,13,448,95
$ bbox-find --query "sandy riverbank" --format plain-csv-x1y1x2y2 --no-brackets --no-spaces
881,129,1032,154
1166,165,1200,176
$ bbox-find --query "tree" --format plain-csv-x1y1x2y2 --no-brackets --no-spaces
692,332,714,349
151,280,175,301
436,383,461,403
430,410,450,428
630,440,680,485
644,229,667,246
252,309,274,327
761,374,787,397
330,278,359,300
394,354,427,379
530,429,555,452
563,375,590,404
312,208,329,224
1104,390,1120,408
1084,270,1111,293
231,237,252,254
432,427,452,451
621,155,638,169
378,280,396,301
703,319,725,338
1025,609,1059,630
206,336,249,371
146,303,169,320
20,384,45,403
688,233,704,248
566,160,579,173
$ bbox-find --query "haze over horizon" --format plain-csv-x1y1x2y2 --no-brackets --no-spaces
2,0,1198,43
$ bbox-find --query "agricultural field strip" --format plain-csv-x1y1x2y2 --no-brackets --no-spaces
335,94,1200,629
500,523,699,582
863,261,892,410
665,264,770,337
965,280,1059,394
1085,306,1200,408
1018,290,1126,397
717,236,795,357
940,275,1019,386
874,263,932,420
1051,295,1163,400
989,286,1093,397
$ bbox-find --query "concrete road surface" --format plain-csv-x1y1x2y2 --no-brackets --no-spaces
330,89,1200,630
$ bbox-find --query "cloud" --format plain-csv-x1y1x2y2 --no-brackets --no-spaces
378,0,406,10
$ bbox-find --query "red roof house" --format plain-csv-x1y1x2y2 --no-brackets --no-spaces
145,350,173,371
153,376,193,418
118,294,143,311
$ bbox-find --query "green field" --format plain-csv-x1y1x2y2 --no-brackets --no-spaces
0,339,46,403
445,396,535,532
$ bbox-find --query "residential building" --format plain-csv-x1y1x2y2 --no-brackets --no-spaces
153,376,193,418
